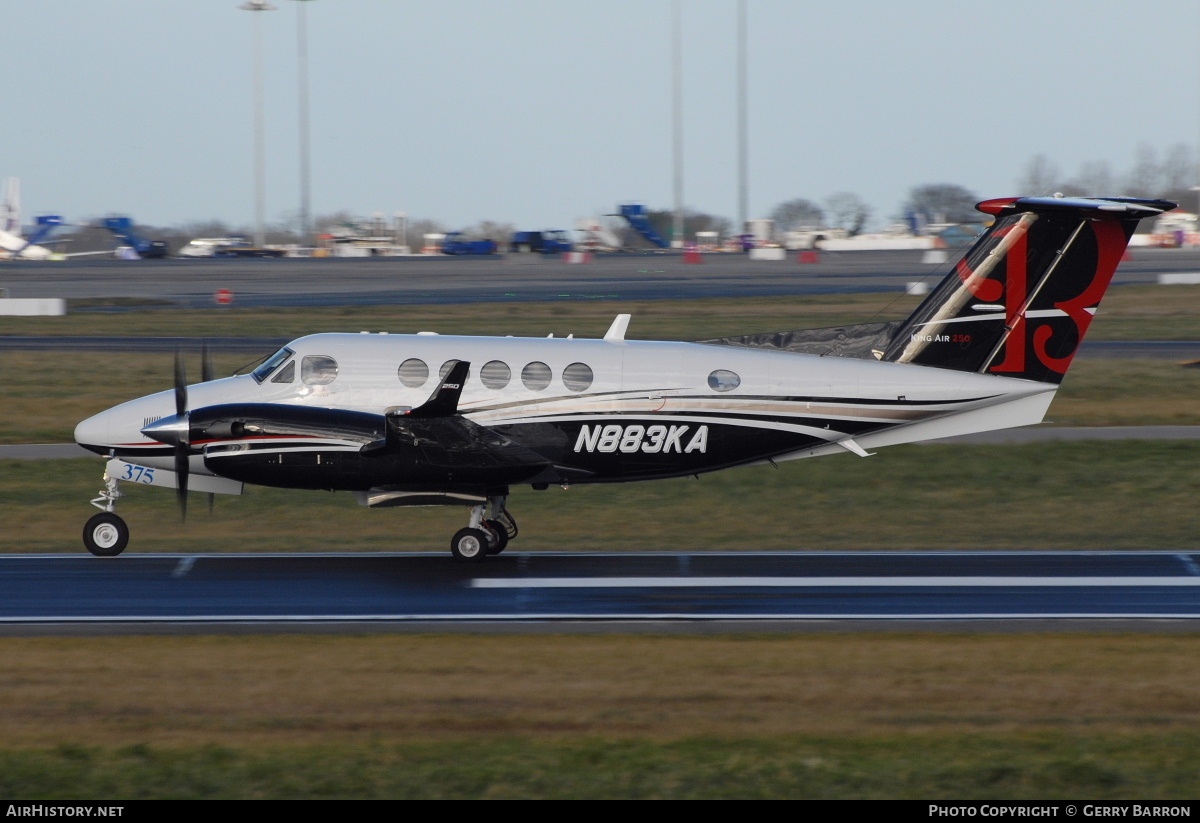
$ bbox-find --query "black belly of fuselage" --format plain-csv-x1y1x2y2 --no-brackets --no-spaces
199,418,850,492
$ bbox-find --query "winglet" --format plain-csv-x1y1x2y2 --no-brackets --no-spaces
604,314,631,341
406,360,470,418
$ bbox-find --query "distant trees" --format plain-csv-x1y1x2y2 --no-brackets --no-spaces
902,184,980,224
824,192,871,236
1015,144,1196,205
769,198,824,232
644,208,733,242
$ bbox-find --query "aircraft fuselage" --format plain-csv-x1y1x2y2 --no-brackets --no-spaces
76,331,1054,496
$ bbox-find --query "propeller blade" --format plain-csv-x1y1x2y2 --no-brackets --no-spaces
201,340,214,383
174,348,187,418
175,443,189,521
173,348,190,521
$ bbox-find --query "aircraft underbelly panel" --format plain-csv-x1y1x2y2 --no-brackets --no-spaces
203,447,547,491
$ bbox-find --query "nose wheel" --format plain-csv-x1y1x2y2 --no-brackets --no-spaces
84,464,128,557
83,512,129,557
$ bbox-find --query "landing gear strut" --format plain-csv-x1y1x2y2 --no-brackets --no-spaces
84,467,128,557
450,495,516,562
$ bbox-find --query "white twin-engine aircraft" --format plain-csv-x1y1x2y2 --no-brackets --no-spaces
75,196,1174,561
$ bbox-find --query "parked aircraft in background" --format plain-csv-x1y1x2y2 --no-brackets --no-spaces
0,178,62,260
74,196,1174,560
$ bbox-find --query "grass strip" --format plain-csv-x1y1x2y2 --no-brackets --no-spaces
1,734,1198,799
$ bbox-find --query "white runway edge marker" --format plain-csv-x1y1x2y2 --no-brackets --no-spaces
470,576,1200,589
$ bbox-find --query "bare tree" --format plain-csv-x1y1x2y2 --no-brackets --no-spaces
1063,160,1115,197
644,208,732,242
824,192,870,236
1124,144,1165,198
1016,154,1061,196
461,220,515,242
904,184,980,224
769,198,825,232
1159,143,1195,204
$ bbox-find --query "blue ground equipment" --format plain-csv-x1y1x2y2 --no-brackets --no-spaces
441,232,498,255
102,217,169,259
616,204,669,249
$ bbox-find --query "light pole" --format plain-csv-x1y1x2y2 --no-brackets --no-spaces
241,1,276,249
736,0,748,232
291,0,315,249
671,0,684,248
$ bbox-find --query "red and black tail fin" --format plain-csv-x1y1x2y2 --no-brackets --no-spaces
882,196,1175,383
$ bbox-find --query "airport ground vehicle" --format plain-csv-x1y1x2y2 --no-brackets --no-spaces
75,196,1173,560
441,232,498,255
509,230,572,254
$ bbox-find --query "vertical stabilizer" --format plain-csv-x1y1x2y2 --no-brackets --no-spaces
883,196,1174,384
1,178,20,236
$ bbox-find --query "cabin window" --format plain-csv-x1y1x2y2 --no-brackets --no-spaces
302,355,339,385
562,362,593,392
251,347,294,383
521,361,552,391
708,369,740,392
437,360,470,383
398,358,429,388
271,360,296,383
481,360,511,390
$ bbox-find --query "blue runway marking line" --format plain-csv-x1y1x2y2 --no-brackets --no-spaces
471,576,1200,588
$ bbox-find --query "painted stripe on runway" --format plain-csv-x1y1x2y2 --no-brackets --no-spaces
470,576,1200,588
2,613,1200,623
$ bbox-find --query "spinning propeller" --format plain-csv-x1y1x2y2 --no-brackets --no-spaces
141,343,218,521
172,348,191,520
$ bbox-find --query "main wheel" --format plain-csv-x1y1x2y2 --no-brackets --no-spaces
451,527,489,563
83,512,129,557
483,519,509,555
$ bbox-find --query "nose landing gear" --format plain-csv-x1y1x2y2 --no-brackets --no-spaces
84,468,128,557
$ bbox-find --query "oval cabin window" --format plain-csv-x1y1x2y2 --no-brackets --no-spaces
397,358,428,388
562,362,593,392
521,361,553,391
481,360,511,390
302,355,339,386
708,369,740,392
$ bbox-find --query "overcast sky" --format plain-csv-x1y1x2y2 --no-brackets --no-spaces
3,1,1198,233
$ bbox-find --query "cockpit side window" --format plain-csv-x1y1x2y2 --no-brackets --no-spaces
302,355,339,385
252,347,294,383
271,360,296,383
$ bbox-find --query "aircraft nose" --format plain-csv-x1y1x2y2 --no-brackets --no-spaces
74,410,112,455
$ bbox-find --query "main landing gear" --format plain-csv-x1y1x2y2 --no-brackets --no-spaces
450,496,518,563
84,467,129,557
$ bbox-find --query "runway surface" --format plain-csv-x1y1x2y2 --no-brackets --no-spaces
4,247,1200,308
3,551,1200,630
